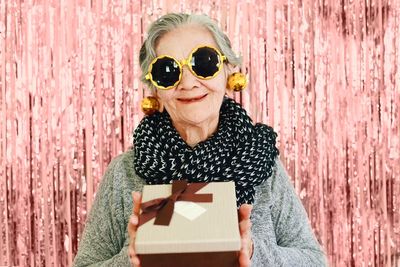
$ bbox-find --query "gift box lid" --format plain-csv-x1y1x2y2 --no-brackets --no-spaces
135,181,241,254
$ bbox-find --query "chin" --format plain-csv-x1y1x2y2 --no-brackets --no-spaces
180,113,217,125
181,116,209,125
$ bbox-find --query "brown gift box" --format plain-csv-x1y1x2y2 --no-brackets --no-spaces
135,181,241,267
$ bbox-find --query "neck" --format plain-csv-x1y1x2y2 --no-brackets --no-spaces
173,117,219,148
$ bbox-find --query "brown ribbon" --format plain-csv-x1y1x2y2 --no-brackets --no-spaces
138,180,213,227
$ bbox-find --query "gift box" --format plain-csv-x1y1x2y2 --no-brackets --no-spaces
135,180,241,267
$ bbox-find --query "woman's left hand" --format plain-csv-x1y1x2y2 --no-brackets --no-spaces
238,204,253,267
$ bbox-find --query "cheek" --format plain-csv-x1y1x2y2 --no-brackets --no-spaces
206,79,227,95
200,73,227,93
212,71,228,93
157,91,176,104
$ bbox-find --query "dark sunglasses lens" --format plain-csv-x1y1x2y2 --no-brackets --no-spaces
151,57,180,87
191,47,221,77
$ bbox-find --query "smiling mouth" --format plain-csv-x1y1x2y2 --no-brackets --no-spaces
177,94,208,103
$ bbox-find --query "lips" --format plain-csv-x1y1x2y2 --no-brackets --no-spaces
177,94,207,103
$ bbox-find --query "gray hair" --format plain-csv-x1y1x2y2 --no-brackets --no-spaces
139,13,242,89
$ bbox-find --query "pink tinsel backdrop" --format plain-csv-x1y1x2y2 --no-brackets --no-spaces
1,0,399,266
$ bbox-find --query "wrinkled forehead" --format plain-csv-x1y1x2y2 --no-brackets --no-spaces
155,24,218,59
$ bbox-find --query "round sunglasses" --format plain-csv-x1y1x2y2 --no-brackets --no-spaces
145,45,227,90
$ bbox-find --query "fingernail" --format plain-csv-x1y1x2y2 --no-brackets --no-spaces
130,216,138,225
132,256,140,265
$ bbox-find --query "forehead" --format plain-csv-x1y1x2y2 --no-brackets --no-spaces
155,24,218,58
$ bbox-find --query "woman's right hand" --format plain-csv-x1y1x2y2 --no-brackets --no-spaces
128,192,142,267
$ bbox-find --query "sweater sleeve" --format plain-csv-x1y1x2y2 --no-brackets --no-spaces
73,151,142,267
250,158,328,267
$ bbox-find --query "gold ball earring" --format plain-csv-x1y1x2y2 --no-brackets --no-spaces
227,72,247,91
141,96,160,115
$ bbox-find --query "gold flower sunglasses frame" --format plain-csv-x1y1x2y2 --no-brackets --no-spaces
145,45,227,90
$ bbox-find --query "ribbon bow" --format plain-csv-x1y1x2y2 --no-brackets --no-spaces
138,180,213,227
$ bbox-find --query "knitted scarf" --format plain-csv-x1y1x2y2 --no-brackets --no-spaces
133,97,279,207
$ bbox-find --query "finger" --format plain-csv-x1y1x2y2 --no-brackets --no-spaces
130,214,139,225
239,235,251,267
238,204,253,221
129,244,142,267
129,192,141,237
130,255,141,267
239,217,253,259
128,237,141,267
128,215,139,238
130,192,143,267
240,231,251,253
238,247,251,267
241,232,249,249
248,238,254,258
128,244,136,256
239,219,252,235
128,213,138,229
238,255,250,267
132,191,142,215
129,246,137,262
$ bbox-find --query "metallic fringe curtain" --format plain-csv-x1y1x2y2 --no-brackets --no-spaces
0,0,399,266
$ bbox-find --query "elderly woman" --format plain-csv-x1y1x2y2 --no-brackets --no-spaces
73,13,327,267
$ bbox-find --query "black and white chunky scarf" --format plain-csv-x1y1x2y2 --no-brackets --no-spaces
133,97,279,207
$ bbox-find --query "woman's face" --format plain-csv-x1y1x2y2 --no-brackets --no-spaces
154,24,229,128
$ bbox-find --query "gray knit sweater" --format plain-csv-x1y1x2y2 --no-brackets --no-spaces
73,149,328,266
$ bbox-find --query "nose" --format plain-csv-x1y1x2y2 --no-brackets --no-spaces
176,66,199,90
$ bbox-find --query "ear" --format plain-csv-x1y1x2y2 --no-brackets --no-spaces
225,63,239,76
224,63,239,97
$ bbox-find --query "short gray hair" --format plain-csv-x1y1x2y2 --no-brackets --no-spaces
139,13,242,89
